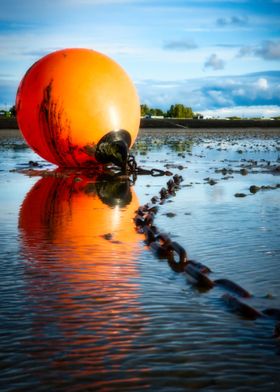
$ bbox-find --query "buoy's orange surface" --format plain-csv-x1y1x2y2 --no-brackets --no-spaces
16,48,140,167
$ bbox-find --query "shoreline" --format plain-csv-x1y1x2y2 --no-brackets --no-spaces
139,127,280,137
0,127,280,140
140,117,280,129
1,127,280,141
1,116,280,131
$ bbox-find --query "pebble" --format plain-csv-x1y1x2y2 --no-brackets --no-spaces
164,212,176,218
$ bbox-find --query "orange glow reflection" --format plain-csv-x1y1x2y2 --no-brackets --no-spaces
19,173,140,272
18,174,146,382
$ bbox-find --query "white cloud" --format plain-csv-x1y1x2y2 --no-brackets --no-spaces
238,40,280,60
136,71,280,114
204,53,225,70
256,40,280,60
216,15,248,27
256,77,268,90
163,39,197,51
201,105,280,118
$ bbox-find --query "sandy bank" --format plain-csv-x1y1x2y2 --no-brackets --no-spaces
1,116,280,130
139,127,280,137
0,129,23,140
1,127,280,142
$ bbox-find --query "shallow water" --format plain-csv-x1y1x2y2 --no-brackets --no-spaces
1,133,280,391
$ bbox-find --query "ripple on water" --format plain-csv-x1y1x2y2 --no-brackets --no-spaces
1,136,280,391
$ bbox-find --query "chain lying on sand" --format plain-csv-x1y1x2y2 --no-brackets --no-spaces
126,154,172,183
131,166,280,340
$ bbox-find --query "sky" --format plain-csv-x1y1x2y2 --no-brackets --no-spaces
0,0,280,117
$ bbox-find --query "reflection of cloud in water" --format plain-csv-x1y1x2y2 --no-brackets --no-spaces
18,174,146,385
208,185,225,202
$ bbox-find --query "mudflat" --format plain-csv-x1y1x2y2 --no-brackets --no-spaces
1,127,280,141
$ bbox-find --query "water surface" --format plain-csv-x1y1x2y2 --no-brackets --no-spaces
1,132,280,391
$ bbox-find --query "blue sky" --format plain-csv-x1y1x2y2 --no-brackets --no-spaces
0,0,279,117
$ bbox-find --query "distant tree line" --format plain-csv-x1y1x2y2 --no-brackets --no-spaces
0,105,16,117
141,103,199,119
2,104,196,118
1,104,279,121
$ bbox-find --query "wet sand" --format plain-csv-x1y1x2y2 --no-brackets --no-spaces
1,127,280,391
139,127,280,137
0,129,23,140
1,127,280,141
2,116,280,130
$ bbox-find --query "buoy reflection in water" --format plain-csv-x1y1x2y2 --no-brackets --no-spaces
18,174,145,385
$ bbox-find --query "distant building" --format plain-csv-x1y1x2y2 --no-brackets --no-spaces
143,115,164,119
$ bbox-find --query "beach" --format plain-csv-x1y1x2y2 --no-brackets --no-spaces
1,125,280,141
1,123,280,391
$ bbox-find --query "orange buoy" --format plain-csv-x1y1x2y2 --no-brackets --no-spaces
16,48,140,168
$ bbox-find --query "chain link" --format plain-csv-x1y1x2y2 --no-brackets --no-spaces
132,167,280,337
126,154,172,178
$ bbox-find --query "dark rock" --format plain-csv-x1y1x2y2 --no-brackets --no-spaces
249,185,260,194
28,160,39,167
272,165,280,173
164,212,176,218
240,168,248,175
102,233,113,240
235,193,247,197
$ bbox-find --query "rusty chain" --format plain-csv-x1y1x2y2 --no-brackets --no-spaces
127,154,172,179
131,166,280,339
